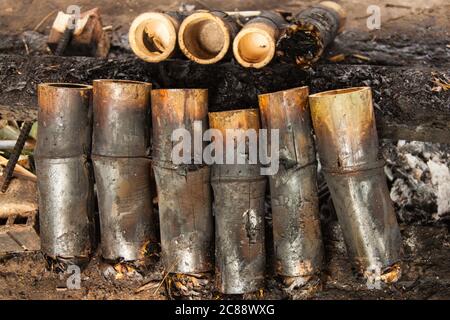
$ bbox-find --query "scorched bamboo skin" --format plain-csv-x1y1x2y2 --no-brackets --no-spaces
209,109,267,294
92,80,157,262
92,79,151,158
277,1,346,67
36,83,93,158
36,83,95,264
152,89,214,274
92,156,156,261
309,87,402,282
259,86,323,281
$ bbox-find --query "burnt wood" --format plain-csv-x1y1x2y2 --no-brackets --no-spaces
0,54,449,143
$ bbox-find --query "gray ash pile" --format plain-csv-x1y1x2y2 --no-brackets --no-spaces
383,141,450,225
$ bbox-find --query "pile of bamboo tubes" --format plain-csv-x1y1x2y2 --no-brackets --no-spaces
36,80,402,294
129,1,346,68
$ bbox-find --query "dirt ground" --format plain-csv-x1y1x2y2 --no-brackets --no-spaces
0,0,449,300
1,180,449,300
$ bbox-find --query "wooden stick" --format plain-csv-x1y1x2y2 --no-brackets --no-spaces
33,10,58,32
0,155,36,182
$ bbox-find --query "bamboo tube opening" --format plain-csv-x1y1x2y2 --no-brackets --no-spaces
152,88,207,93
258,86,309,100
93,79,151,86
40,83,92,90
234,27,274,68
129,13,179,63
309,86,369,98
179,12,230,64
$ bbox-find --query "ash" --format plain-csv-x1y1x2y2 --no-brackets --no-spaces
383,140,450,225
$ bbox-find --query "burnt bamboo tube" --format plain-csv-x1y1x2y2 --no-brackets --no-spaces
178,11,239,64
277,1,346,67
36,83,95,265
209,109,267,294
233,11,286,69
152,89,214,274
92,80,151,158
309,87,402,282
258,86,324,282
92,80,157,262
129,12,184,63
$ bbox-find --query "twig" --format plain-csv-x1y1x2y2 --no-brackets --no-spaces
135,281,159,294
153,260,177,296
0,155,36,182
385,4,412,9
1,121,33,192
22,37,30,55
352,53,371,62
385,15,408,23
33,10,58,32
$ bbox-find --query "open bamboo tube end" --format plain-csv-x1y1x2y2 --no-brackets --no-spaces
129,12,179,63
179,12,232,64
233,23,276,69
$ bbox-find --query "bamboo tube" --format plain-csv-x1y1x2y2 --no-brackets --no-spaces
259,86,324,282
152,89,214,274
209,109,267,294
92,79,157,262
233,11,286,69
36,83,92,158
129,12,184,63
36,83,95,265
92,80,151,158
277,1,347,67
178,11,239,64
309,87,402,282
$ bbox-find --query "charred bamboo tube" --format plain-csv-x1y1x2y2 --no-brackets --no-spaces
277,1,347,67
152,89,214,274
258,87,323,281
209,109,267,294
309,87,402,282
36,83,92,158
36,157,95,264
233,11,286,69
36,83,95,264
178,11,239,64
129,12,184,63
92,80,152,158
92,79,157,262
92,156,156,261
